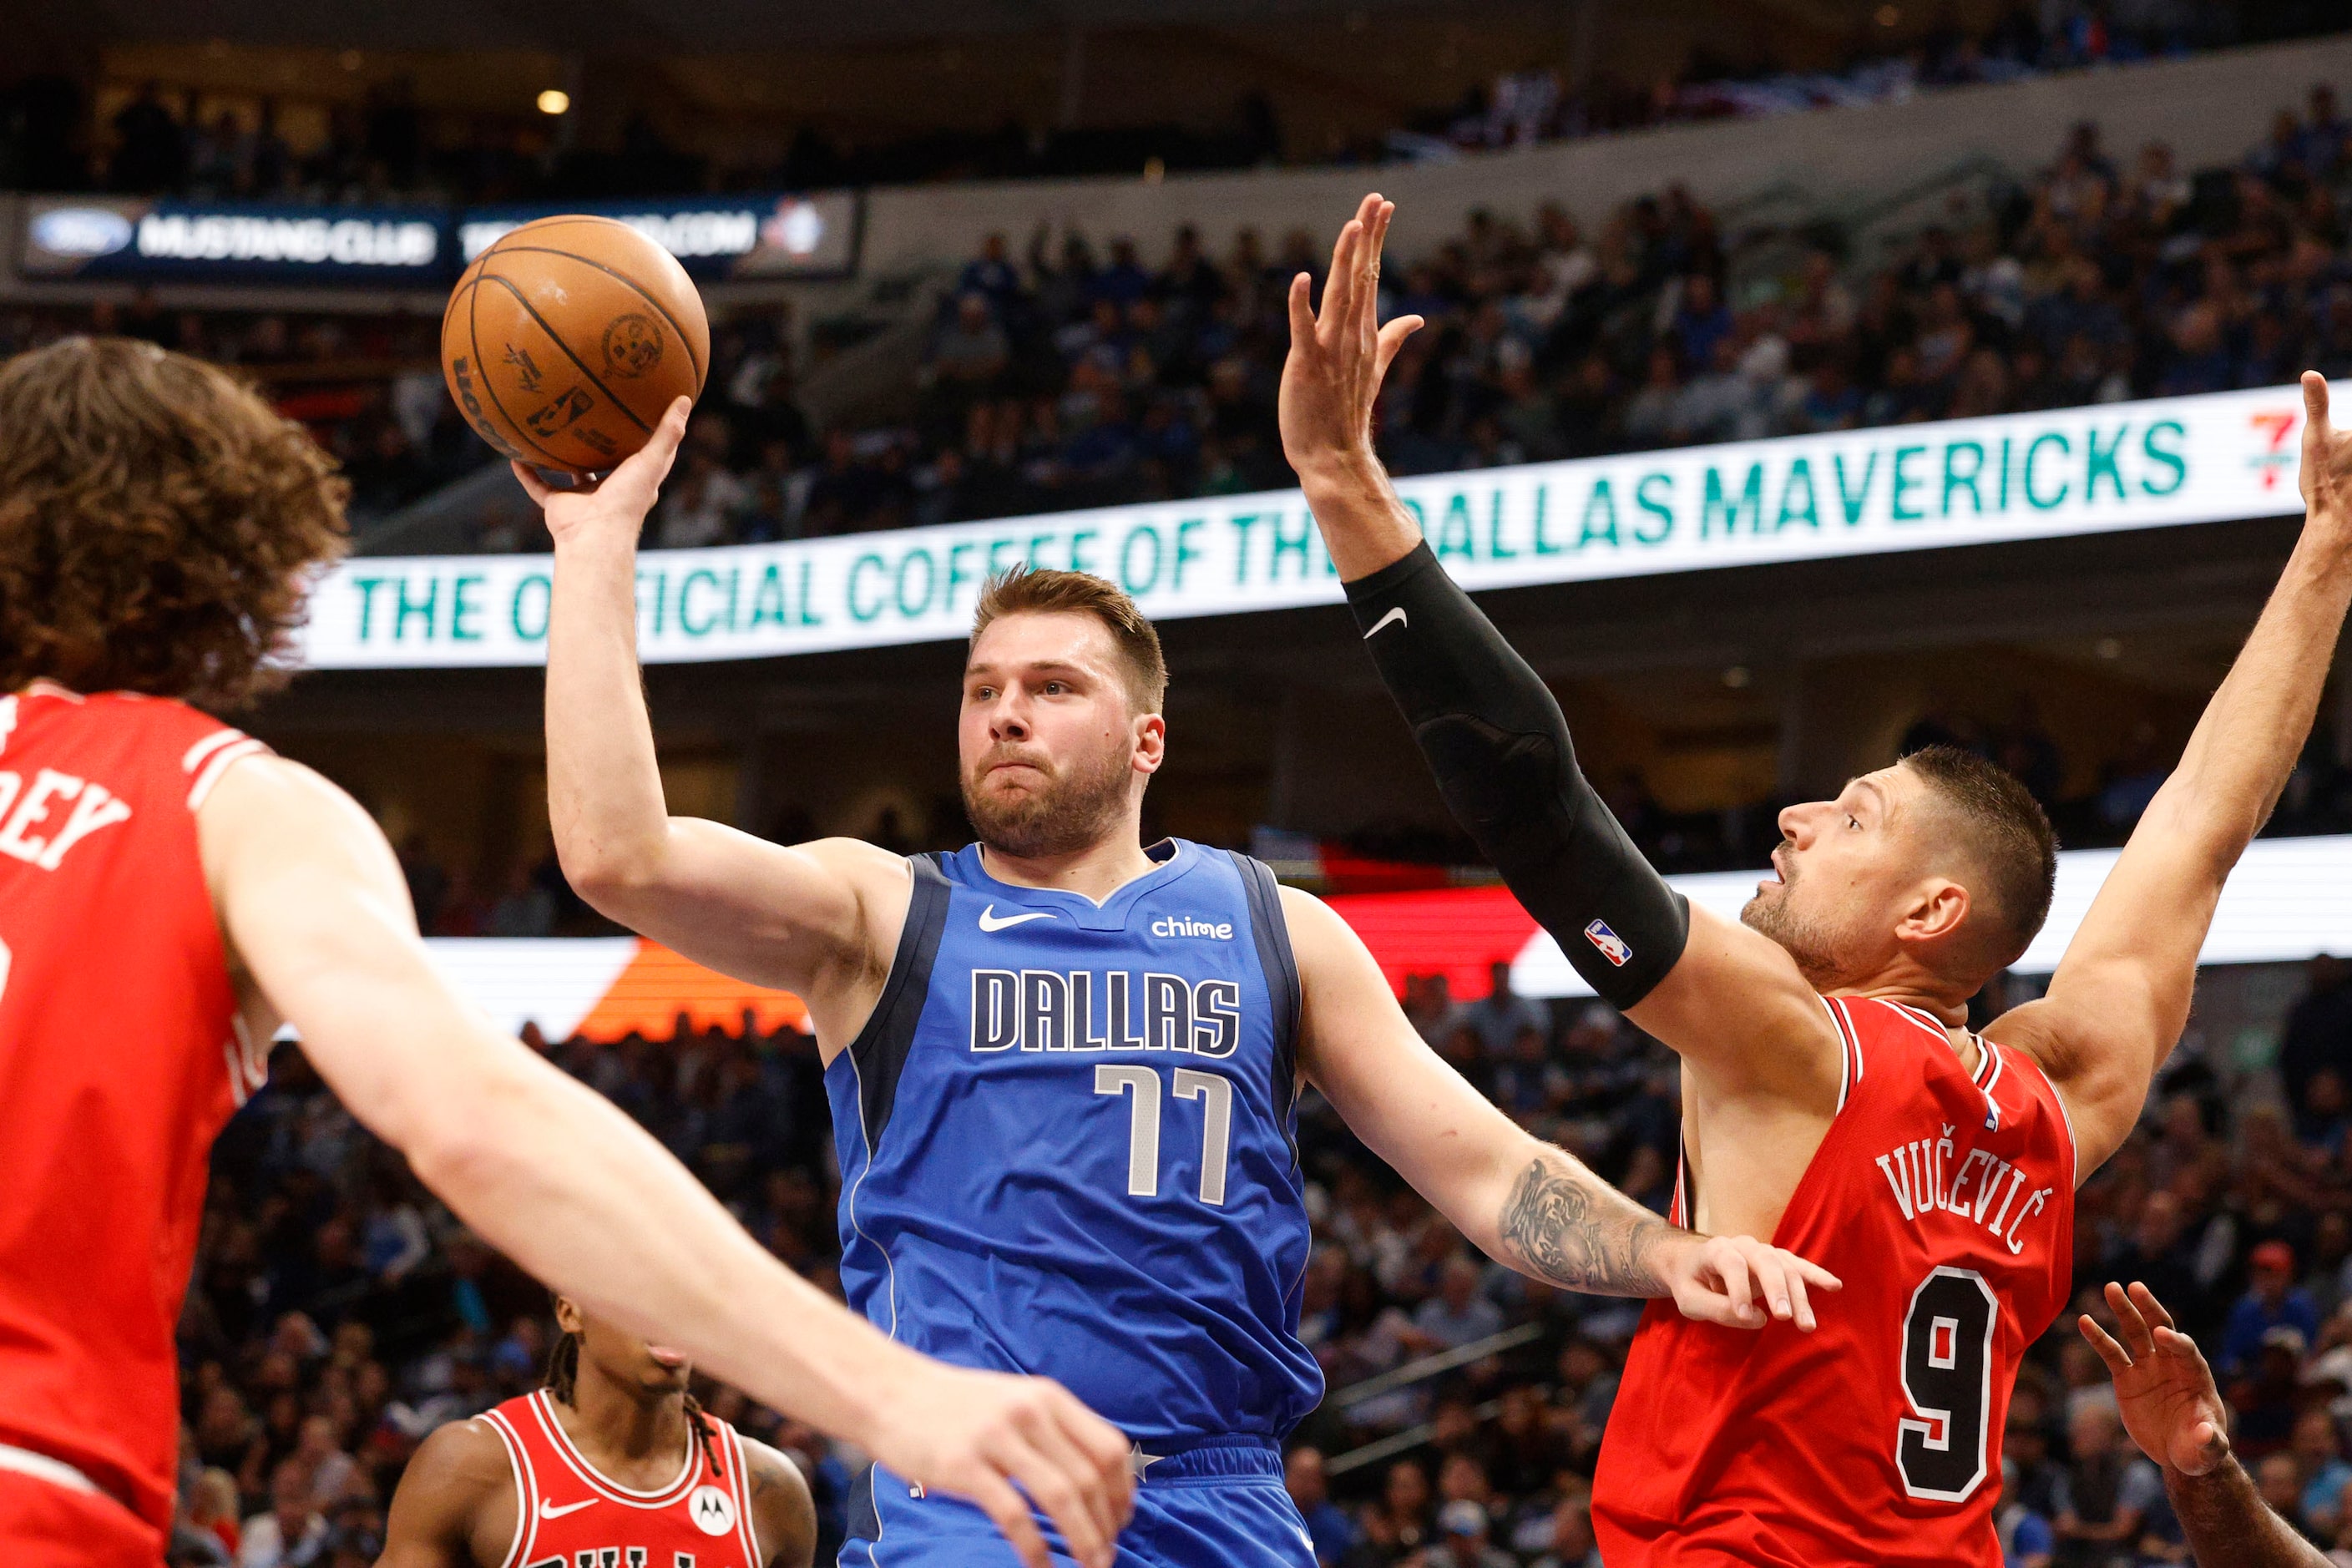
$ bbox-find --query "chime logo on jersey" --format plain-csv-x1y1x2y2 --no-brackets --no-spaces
969,969,1242,1056
1584,919,1632,967
688,1484,736,1535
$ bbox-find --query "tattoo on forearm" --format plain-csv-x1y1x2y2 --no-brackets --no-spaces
1498,1154,1671,1296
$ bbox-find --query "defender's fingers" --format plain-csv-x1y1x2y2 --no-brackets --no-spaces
1286,271,1318,349
1373,314,1425,379
964,1471,1052,1568
2125,1280,2179,1334
2078,1313,2134,1376
2154,1325,2216,1378
1323,220,1363,345
1019,1404,1124,1549
999,1442,1110,1568
2106,1281,2157,1359
2305,370,2331,445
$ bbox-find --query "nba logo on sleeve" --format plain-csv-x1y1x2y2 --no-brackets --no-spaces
1584,919,1632,967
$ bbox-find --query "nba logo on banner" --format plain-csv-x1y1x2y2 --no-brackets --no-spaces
1584,919,1632,967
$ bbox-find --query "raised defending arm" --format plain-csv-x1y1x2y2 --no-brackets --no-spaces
1990,373,2352,1174
1278,195,1839,1090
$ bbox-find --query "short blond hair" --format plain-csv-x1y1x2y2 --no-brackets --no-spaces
971,568,1167,712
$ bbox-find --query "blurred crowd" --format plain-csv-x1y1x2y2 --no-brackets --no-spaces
2,5,2317,202
515,87,2352,554
4,80,2350,557
159,943,2352,1568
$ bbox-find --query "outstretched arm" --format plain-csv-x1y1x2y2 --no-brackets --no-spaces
1279,195,1840,1103
1990,373,2352,1176
1285,888,1840,1329
526,404,903,1022
376,1419,510,1568
2081,1282,2326,1568
203,756,1133,1568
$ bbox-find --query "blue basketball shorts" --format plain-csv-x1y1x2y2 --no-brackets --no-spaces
840,1436,1317,1568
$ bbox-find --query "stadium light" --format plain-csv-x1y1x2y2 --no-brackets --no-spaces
537,89,571,116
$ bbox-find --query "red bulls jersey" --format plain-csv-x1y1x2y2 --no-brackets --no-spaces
478,1391,766,1568
0,685,271,1528
1595,995,2076,1566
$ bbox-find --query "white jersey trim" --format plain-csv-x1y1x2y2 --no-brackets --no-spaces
1819,994,1853,1112
0,1442,99,1496
475,1409,535,1568
730,1427,762,1567
528,1390,699,1506
186,736,267,811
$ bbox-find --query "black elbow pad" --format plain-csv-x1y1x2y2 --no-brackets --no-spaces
1345,544,1688,1008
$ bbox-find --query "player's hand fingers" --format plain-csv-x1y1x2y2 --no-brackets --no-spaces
1779,1255,1816,1332
1711,1245,1762,1327
2305,369,2331,448
1050,1396,1137,1529
1286,271,1318,353
960,1469,1053,1568
1323,219,1362,347
627,396,694,483
1012,1396,1124,1550
2125,1279,2179,1335
509,460,554,507
1356,196,1390,340
2077,1313,2135,1377
1741,1247,1793,1323
1373,314,1424,382
2106,1280,2156,1360
998,1436,1112,1568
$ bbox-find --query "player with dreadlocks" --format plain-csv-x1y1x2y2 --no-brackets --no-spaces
378,1294,815,1568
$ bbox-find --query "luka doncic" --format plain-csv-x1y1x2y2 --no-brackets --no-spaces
547,562,1833,1568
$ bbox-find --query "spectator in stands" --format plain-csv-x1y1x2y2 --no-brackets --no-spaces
1284,1447,1355,1567
1433,1500,1515,1568
2052,1400,2161,1567
236,1459,328,1568
1454,959,1550,1062
1415,1254,1506,1353
2224,1242,2324,1378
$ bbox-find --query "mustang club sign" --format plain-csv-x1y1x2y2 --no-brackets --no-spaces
297,386,2307,670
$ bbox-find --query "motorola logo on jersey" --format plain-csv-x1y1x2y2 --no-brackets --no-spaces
970,969,1242,1057
689,1484,738,1535
1150,914,1233,940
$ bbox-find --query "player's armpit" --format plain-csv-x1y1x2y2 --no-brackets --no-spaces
742,1438,820,1568
1622,903,1846,1106
377,1419,515,1568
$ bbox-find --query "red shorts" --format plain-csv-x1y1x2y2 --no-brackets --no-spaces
0,1469,163,1568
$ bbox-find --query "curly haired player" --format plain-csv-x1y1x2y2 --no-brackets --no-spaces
1285,192,2352,1565
0,337,1132,1568
380,1296,814,1568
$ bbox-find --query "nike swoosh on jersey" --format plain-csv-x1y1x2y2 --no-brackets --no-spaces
1362,606,1409,640
540,1498,597,1519
977,904,1057,932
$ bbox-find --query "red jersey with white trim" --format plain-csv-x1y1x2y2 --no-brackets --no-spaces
1593,995,2076,1566
478,1390,766,1568
0,685,271,1528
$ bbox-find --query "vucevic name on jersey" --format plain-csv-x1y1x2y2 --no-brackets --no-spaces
823,839,1324,1447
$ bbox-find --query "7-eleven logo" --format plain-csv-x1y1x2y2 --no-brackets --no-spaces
2250,409,2301,491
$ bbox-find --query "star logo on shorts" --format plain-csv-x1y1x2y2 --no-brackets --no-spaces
1128,1443,1166,1480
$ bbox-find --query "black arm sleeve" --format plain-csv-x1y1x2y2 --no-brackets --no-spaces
1343,542,1688,1009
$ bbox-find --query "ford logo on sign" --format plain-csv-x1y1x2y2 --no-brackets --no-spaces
32,208,134,259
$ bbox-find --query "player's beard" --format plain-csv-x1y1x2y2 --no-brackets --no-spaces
962,739,1133,859
1740,861,1853,990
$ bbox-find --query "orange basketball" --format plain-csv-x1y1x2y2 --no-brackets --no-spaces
440,215,710,474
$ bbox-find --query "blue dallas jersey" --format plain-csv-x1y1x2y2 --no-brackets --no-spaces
823,838,1323,1445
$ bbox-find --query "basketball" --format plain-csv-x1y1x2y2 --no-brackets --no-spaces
439,215,709,474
